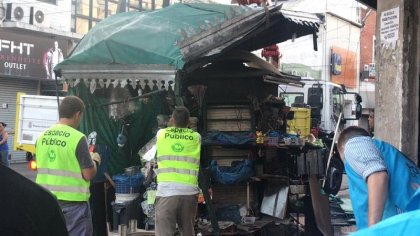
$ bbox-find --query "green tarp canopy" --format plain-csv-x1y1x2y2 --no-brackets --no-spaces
57,3,321,175
67,84,169,176
56,3,321,75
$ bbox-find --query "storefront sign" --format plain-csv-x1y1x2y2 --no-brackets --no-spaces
0,30,70,79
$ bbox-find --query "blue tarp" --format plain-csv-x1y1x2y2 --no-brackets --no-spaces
210,160,254,185
203,131,255,145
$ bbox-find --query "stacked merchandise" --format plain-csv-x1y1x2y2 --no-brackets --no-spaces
141,182,157,230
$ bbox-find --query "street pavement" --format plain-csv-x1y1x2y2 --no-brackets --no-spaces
9,162,37,182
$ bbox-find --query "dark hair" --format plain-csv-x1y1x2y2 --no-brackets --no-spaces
172,107,190,128
59,96,85,119
0,122,6,127
337,126,370,149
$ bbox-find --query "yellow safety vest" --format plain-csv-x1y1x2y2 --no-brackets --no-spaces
156,127,201,186
35,124,90,201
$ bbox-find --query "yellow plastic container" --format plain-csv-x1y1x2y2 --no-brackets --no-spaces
287,107,311,136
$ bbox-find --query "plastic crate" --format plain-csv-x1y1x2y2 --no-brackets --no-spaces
113,173,144,194
287,107,311,136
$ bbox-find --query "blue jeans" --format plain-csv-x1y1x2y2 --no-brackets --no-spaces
0,150,9,167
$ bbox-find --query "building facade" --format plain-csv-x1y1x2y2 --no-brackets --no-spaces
0,0,188,161
358,8,376,130
279,0,363,92
72,0,171,34
359,8,376,81
0,0,82,161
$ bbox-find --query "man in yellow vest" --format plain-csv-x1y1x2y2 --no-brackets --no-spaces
155,107,201,236
35,96,100,236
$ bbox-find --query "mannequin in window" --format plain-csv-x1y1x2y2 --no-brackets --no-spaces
44,41,64,79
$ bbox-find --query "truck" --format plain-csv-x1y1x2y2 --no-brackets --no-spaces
13,93,63,164
279,78,362,195
279,77,362,136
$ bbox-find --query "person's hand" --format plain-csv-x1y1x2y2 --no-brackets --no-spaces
90,152,101,166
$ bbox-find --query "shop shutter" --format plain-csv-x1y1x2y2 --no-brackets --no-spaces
0,78,39,162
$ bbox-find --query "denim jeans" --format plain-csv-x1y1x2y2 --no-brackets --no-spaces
0,150,9,167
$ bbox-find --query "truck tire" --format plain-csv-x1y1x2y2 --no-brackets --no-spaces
26,152,34,162
323,150,344,196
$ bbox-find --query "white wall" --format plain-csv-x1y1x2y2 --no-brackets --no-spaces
359,81,375,109
281,0,365,23
325,13,361,92
279,13,361,92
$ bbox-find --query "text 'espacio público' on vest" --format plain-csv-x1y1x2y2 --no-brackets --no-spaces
41,130,72,147
165,128,195,140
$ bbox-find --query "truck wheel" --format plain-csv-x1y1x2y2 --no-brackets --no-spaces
26,152,34,162
323,153,344,196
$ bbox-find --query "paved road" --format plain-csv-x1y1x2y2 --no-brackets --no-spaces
10,162,37,182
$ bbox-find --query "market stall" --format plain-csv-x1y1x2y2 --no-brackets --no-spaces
55,3,324,235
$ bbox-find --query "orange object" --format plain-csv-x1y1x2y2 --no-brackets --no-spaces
88,145,95,153
29,160,37,170
198,193,205,204
198,189,212,204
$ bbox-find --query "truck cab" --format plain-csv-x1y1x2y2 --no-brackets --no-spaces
13,93,63,168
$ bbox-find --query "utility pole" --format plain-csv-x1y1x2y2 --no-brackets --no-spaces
375,0,419,162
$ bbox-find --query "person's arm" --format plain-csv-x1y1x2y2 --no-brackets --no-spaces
75,137,97,181
367,171,388,227
82,160,97,181
0,132,8,145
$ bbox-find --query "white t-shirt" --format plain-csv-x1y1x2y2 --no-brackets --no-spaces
156,182,200,197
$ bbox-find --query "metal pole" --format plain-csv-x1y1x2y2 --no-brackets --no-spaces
322,112,342,188
54,74,61,108
99,89,165,106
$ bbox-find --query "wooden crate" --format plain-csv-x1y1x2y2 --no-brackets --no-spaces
206,106,252,120
206,105,252,132
212,184,254,207
208,147,250,166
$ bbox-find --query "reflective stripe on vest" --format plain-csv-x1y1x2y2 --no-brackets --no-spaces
156,128,200,186
35,124,90,201
157,168,199,176
157,155,200,165
37,168,85,180
39,184,90,194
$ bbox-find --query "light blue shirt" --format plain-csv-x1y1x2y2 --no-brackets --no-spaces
344,137,420,230
351,209,420,236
